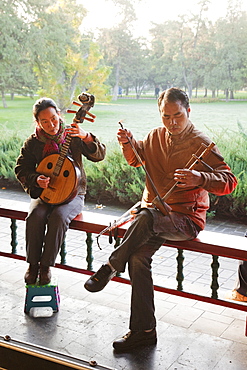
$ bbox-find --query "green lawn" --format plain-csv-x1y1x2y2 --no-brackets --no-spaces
0,95,246,143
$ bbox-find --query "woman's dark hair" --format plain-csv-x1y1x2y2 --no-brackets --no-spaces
158,87,190,110
33,97,60,121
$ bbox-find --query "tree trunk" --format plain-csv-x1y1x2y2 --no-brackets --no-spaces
112,63,120,101
70,71,78,101
212,90,215,98
188,84,193,98
1,91,7,108
182,70,193,98
225,88,229,102
230,90,234,99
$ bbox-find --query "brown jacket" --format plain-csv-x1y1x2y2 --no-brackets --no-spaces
15,133,106,199
121,121,237,230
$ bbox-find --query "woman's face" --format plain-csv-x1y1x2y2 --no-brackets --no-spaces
37,107,60,135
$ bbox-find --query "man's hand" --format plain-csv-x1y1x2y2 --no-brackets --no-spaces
37,175,50,189
174,169,202,187
117,128,133,144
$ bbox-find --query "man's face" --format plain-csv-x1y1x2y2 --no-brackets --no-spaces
160,100,190,135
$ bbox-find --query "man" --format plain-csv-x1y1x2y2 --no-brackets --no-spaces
84,87,237,351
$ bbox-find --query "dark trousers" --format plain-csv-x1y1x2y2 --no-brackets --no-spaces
234,231,247,297
26,194,84,266
109,208,200,331
235,260,247,297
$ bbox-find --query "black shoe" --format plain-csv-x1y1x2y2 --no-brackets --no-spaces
84,264,116,292
113,329,157,352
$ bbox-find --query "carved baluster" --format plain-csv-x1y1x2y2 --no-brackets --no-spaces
211,255,220,299
176,248,184,291
60,239,67,264
86,232,93,271
10,219,17,254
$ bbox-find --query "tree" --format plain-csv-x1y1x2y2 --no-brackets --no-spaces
97,0,147,100
149,21,192,93
212,5,247,99
0,0,38,107
30,0,111,109
0,0,111,108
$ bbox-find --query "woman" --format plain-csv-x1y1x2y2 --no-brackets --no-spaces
15,97,106,285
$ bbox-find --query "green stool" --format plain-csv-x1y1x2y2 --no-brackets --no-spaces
24,277,60,314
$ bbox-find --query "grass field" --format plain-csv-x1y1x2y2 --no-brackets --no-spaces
0,95,246,144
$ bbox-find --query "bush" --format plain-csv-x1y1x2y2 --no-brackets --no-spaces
0,134,23,182
1,129,246,221
84,142,145,204
208,122,247,221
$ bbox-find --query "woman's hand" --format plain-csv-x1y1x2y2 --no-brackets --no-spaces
174,169,202,188
65,123,90,140
37,175,50,189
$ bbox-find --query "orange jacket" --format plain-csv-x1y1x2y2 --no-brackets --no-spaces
121,122,237,230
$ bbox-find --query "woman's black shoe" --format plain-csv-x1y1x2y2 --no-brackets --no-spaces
113,329,157,352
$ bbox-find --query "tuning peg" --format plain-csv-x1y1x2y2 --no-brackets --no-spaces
86,111,96,118
66,109,77,114
72,101,82,107
84,116,95,122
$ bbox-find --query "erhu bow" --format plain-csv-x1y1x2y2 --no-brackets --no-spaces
118,121,177,229
118,121,173,217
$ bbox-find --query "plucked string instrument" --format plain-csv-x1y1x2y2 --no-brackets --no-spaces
36,92,95,205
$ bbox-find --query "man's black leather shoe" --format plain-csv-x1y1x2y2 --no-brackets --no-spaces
113,329,157,352
84,264,116,292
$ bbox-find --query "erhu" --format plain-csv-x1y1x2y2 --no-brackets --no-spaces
96,123,223,249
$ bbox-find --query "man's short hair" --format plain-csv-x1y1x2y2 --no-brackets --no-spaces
158,88,190,110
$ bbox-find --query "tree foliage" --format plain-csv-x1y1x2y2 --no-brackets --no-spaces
0,0,111,108
0,0,37,106
1,0,247,103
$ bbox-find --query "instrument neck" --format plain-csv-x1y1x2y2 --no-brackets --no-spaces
53,134,72,177
60,133,72,159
